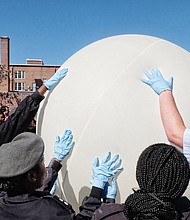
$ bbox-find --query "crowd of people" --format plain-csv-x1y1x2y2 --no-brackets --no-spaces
0,68,190,219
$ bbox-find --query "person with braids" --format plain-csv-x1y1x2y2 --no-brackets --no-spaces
92,143,190,220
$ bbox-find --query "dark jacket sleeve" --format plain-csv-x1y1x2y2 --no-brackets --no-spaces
38,186,102,219
37,159,62,192
34,189,101,220
0,91,44,146
75,186,103,220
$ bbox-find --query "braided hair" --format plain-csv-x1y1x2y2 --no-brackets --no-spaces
124,143,190,220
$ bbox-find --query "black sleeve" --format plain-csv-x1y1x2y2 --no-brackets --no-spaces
0,91,44,145
75,187,103,220
37,159,62,192
39,186,102,220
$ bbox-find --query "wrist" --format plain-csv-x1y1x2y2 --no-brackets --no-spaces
92,180,106,189
159,89,172,95
44,82,51,90
103,198,115,203
48,159,62,172
90,186,103,199
53,153,64,162
53,157,62,163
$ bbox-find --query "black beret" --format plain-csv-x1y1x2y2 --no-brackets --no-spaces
0,132,44,178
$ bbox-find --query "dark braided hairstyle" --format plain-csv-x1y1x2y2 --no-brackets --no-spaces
124,143,190,220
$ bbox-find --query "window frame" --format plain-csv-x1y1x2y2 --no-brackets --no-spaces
14,82,25,91
14,70,25,79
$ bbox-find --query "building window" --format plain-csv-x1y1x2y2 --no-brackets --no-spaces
15,71,25,79
32,83,37,91
15,82,25,91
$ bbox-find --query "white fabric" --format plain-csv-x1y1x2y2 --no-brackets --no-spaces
183,128,190,164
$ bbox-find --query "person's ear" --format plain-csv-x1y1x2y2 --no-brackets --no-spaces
27,170,37,183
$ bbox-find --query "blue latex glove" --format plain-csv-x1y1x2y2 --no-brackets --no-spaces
103,177,117,199
141,69,173,95
44,68,68,90
91,151,123,189
53,129,74,161
50,181,57,196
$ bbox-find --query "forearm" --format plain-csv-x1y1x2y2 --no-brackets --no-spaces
38,159,62,192
159,90,186,148
0,91,44,145
37,84,48,96
76,187,102,219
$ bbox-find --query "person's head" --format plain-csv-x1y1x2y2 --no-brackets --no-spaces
124,143,190,220
0,109,5,124
0,132,45,195
1,105,9,117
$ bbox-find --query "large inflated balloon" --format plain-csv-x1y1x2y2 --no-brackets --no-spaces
37,34,190,211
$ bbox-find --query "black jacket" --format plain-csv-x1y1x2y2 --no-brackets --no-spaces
92,197,190,220
38,158,62,192
0,91,44,146
0,187,102,220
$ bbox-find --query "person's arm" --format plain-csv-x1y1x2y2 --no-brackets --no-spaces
141,69,186,148
159,90,185,148
37,84,48,96
38,129,74,192
38,67,68,95
0,91,44,145
76,151,123,219
0,68,68,145
102,177,117,203
37,159,62,192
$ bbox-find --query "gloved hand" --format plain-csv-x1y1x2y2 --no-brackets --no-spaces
44,68,68,90
141,69,173,95
91,151,123,189
103,177,117,199
53,129,74,161
50,181,57,196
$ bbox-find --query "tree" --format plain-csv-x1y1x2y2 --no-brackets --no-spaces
0,65,8,83
0,65,21,109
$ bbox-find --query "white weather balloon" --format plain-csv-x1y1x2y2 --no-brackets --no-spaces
37,34,190,211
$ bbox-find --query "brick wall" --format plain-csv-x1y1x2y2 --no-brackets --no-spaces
0,36,60,93
1,36,9,69
0,36,10,92
9,65,60,91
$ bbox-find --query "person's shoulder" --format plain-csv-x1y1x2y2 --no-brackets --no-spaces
92,203,127,220
175,196,190,220
40,194,75,214
176,196,190,211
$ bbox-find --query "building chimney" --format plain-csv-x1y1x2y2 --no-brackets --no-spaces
1,36,10,69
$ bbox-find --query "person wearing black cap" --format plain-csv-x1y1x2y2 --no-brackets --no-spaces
0,132,123,219
0,68,68,146
92,143,190,220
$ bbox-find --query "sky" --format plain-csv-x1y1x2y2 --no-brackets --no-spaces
0,0,190,66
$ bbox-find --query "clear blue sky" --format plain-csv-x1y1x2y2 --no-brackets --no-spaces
0,0,190,65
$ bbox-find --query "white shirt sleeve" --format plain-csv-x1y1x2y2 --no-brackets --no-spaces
183,128,190,164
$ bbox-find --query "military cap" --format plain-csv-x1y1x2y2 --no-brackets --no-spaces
0,132,44,178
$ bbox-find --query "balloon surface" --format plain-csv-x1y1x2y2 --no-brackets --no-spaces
37,34,190,211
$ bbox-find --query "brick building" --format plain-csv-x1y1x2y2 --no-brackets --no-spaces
0,36,60,93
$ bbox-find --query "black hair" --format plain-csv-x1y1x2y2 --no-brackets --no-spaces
124,143,190,220
0,109,4,115
0,105,9,113
0,162,41,196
